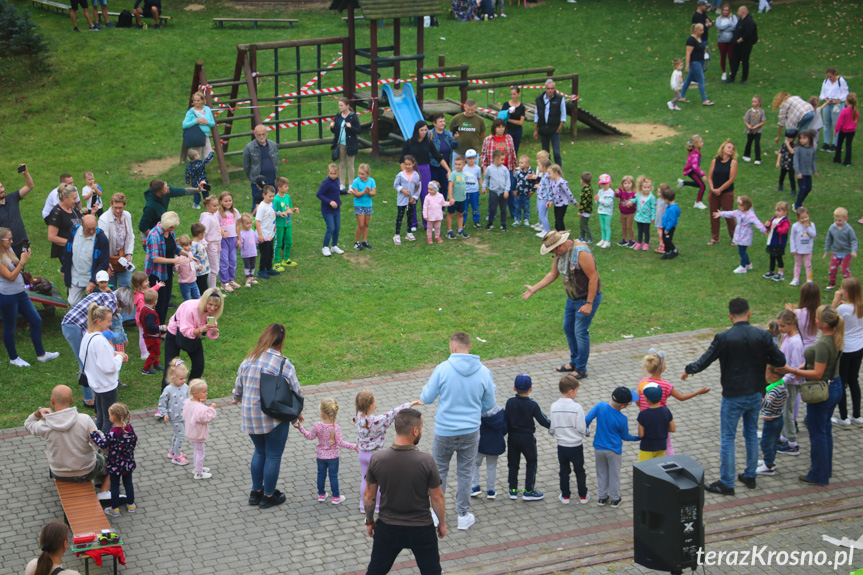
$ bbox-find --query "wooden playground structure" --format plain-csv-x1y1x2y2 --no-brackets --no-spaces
185,0,628,184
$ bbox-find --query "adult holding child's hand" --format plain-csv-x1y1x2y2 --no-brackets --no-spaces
522,231,601,380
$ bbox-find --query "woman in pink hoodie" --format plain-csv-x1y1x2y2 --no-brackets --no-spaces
422,181,448,244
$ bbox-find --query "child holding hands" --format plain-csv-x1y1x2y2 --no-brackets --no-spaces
713,195,767,274
294,398,357,504
789,206,816,286
393,155,421,245
585,387,640,508
182,378,218,480
824,207,858,290
594,174,615,248
422,182,448,244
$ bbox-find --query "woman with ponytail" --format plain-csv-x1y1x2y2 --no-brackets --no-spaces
25,521,79,575
777,305,844,485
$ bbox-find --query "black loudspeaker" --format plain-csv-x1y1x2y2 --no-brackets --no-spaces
633,454,705,574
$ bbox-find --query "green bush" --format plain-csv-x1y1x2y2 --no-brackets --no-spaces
0,0,50,75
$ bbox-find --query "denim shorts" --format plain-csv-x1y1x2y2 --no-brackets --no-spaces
354,206,373,216
91,0,107,7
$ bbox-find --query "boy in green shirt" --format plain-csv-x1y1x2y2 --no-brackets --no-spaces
273,176,299,269
446,155,470,240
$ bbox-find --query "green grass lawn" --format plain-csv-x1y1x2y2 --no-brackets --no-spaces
1,0,861,428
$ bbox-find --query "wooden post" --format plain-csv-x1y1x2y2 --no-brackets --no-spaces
220,49,246,153
460,65,468,107
437,55,445,101
346,1,356,101
393,18,401,89
416,20,424,111
249,47,259,134
342,37,353,103
180,60,204,163
370,20,380,157
570,74,578,139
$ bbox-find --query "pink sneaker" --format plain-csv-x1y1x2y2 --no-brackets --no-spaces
641,243,649,251
167,450,174,459
436,237,443,243
317,494,328,502
332,495,347,505
633,243,643,250
655,246,665,254
428,238,433,244
171,455,189,466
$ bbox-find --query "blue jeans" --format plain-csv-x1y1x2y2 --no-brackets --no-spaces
179,282,201,301
796,111,815,133
680,61,708,103
111,269,135,323
794,175,812,210
432,431,479,516
0,290,45,361
738,245,750,267
537,198,550,233
465,192,480,225
61,323,94,403
719,392,762,488
562,291,602,372
249,420,291,496
822,103,844,145
322,210,341,248
514,193,532,222
806,378,843,484
316,457,341,497
759,416,783,468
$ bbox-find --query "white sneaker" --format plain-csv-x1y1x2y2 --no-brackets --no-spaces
37,351,60,363
499,12,506,17
742,156,751,163
852,417,863,426
457,512,476,530
536,231,546,238
406,233,416,242
721,72,727,81
831,416,840,424
393,234,402,245
601,241,611,248
789,278,800,286
431,509,439,527
194,472,213,479
694,202,707,210
836,418,852,429
523,219,530,227
10,357,30,367
673,105,682,111
322,246,332,257
667,101,675,111
558,494,571,504
754,160,761,165
676,178,684,190
330,245,344,255
733,266,748,274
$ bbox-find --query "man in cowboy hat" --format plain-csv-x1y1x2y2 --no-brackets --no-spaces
522,231,602,380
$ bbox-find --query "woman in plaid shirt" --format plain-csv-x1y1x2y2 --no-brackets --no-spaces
145,211,185,323
233,323,304,510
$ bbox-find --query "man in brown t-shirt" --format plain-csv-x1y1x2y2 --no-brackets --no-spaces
364,409,447,575
449,100,487,158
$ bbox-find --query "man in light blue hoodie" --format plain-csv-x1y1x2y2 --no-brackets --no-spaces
421,331,497,531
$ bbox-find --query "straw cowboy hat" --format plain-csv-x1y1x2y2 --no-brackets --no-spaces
540,230,571,255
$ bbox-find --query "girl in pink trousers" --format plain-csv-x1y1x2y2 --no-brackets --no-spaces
198,196,222,290
422,181,448,244
182,378,218,480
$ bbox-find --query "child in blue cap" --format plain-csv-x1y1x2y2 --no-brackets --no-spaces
585,386,640,508
504,374,550,501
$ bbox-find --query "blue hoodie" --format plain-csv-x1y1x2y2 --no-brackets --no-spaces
478,406,507,456
421,353,497,436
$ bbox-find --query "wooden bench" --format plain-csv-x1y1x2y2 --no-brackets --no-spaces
213,17,297,29
30,0,171,25
55,481,124,575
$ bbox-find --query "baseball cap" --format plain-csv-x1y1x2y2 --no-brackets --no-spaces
95,270,110,283
464,149,478,158
598,174,611,185
642,383,663,404
697,0,709,5
611,386,637,404
254,175,268,188
514,374,532,391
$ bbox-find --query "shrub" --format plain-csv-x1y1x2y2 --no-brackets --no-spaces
0,0,51,75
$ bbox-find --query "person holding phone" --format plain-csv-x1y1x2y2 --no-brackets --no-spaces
0,164,35,258
1,227,60,367
160,288,223,392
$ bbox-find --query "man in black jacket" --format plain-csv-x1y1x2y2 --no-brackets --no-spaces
726,6,758,84
682,298,785,495
533,80,566,166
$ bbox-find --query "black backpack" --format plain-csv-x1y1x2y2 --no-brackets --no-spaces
117,9,133,28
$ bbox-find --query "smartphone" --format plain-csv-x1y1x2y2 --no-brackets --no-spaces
206,316,215,325
18,164,26,173
202,183,211,191
22,239,30,251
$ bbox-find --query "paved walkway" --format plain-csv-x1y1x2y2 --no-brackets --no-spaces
3,329,863,574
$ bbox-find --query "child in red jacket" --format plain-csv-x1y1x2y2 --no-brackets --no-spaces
140,289,165,374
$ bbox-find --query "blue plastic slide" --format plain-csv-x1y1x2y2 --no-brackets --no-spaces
382,82,425,139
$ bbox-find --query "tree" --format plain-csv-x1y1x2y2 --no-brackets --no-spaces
0,0,51,75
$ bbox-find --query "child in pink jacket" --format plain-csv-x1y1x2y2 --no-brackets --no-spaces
677,135,707,210
422,181,448,244
182,378,218,480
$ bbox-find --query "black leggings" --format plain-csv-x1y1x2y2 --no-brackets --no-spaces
779,168,796,191
834,130,855,165
553,205,568,232
161,331,204,393
681,172,705,202
744,133,762,161
769,254,785,272
395,204,416,235
636,222,651,244
838,347,863,420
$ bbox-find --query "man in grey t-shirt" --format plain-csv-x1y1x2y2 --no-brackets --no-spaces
364,409,447,575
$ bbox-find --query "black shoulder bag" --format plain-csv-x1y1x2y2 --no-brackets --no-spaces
78,336,94,388
259,358,304,422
